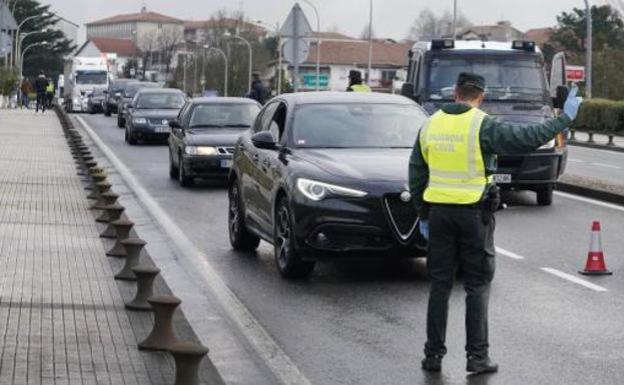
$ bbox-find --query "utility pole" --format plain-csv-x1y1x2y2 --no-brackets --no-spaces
367,0,373,85
452,0,458,38
293,7,300,92
584,0,592,99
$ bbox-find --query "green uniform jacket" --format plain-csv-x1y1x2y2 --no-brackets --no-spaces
408,103,572,218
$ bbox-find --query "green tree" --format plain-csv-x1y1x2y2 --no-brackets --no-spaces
12,0,76,80
547,5,624,99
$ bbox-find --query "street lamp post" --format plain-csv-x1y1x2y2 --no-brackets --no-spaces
302,0,321,91
584,0,592,99
14,14,45,68
225,33,253,94
452,0,458,38
20,41,47,80
206,46,228,97
367,0,373,86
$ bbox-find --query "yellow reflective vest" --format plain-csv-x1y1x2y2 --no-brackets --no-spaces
419,107,490,205
349,84,372,92
45,82,54,93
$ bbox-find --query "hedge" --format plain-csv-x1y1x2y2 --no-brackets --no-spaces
572,99,624,134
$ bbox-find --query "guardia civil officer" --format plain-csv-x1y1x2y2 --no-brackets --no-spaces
409,73,582,374
346,70,372,92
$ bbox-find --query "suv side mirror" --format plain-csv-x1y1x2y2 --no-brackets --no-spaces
251,131,277,150
169,120,181,129
553,86,569,109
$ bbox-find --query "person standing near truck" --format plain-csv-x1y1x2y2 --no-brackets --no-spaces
409,72,582,374
34,71,48,113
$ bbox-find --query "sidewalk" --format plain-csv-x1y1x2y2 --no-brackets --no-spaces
0,109,193,384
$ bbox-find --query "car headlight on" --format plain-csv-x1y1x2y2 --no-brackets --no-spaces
133,117,147,124
539,139,555,150
296,178,367,201
185,146,218,156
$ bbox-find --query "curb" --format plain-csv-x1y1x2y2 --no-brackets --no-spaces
568,140,624,154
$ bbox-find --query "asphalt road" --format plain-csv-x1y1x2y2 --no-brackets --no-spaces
81,113,624,385
567,145,624,186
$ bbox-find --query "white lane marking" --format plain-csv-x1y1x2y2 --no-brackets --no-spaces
540,267,608,292
591,162,620,169
495,247,525,260
567,158,583,163
554,191,624,213
76,116,311,385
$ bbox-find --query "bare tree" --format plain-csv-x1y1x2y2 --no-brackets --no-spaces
406,8,472,41
157,28,184,76
360,24,376,40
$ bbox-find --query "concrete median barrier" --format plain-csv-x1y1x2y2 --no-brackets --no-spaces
114,237,146,281
169,342,210,385
126,265,161,311
138,294,181,351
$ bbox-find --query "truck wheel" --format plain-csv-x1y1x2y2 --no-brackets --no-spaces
537,185,554,206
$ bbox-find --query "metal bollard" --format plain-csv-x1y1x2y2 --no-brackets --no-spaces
95,201,123,224
125,265,160,311
138,295,181,351
114,237,146,281
106,218,134,257
99,205,126,237
169,342,210,385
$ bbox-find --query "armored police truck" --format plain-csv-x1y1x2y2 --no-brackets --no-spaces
402,39,569,206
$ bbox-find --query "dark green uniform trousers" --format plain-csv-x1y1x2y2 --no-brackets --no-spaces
424,205,496,359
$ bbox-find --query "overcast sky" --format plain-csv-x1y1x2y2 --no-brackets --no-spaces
45,0,614,42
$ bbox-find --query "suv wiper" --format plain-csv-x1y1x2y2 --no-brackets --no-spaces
223,124,251,128
189,124,223,128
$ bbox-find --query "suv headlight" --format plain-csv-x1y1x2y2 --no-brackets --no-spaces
296,178,367,201
539,139,555,150
185,146,218,155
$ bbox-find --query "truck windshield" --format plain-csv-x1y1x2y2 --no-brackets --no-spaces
427,56,545,101
76,71,107,85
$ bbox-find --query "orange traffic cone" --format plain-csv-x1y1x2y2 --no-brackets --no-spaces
579,221,613,275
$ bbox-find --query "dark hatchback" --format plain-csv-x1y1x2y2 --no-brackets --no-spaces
125,88,186,145
104,78,133,116
228,92,429,279
168,97,261,186
117,81,160,128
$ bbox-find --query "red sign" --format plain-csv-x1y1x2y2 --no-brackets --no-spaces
566,66,585,82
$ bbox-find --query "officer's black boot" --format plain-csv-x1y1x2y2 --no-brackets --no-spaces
421,355,442,372
466,356,498,374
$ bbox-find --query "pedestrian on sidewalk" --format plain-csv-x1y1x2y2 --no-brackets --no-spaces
34,71,49,113
45,78,55,108
409,73,583,374
20,78,33,109
346,70,371,92
247,73,268,105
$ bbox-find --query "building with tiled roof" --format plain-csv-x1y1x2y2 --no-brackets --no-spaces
86,8,184,52
75,37,142,76
271,38,411,92
184,18,268,43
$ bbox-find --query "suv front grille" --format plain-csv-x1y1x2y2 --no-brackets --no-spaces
384,194,419,242
218,147,235,155
148,118,169,125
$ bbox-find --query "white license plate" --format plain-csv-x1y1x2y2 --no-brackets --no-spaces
493,174,512,184
154,126,169,133
221,159,233,168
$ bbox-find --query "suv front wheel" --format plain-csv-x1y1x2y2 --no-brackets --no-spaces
274,197,315,279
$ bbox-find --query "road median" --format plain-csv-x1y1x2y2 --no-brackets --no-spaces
557,174,624,206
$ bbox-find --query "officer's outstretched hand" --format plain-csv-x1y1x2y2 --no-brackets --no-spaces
564,85,583,120
419,219,429,241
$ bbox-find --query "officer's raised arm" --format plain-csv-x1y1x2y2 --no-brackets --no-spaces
480,85,582,155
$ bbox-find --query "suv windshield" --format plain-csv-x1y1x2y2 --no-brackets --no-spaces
76,71,107,85
427,56,546,101
136,93,185,109
293,103,427,148
189,104,260,128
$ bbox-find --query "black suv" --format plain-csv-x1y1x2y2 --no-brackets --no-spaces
168,97,261,186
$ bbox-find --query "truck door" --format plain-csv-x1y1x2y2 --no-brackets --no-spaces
402,50,423,102
549,52,568,109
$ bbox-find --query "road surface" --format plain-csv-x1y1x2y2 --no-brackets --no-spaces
79,113,624,385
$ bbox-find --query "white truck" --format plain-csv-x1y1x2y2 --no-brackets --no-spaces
63,56,110,113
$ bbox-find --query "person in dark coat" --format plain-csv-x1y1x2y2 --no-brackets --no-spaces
248,73,268,105
34,71,49,113
20,79,33,109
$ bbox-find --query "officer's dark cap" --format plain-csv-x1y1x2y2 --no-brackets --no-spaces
349,70,362,80
456,72,485,91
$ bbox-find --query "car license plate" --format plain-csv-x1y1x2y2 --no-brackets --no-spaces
221,159,233,168
493,174,512,184
154,126,169,133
